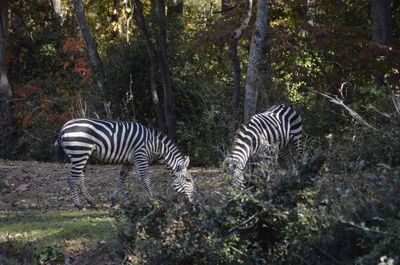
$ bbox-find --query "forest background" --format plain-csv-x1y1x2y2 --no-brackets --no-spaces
0,0,400,264
0,0,399,166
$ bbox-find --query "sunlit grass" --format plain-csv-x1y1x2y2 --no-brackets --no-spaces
0,209,117,249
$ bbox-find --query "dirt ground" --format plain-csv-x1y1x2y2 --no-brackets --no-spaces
0,159,223,264
0,159,222,211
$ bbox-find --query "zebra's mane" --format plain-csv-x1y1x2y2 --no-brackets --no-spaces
231,121,257,149
147,127,183,159
148,127,170,143
231,123,247,146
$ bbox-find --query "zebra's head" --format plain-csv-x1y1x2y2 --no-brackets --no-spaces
223,157,245,189
173,156,195,202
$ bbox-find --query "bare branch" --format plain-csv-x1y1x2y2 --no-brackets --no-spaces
229,213,257,232
231,0,253,40
229,246,247,256
308,88,381,132
339,218,400,238
213,4,237,14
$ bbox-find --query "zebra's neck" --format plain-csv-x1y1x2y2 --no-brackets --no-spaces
230,147,251,170
229,124,261,170
150,131,183,172
230,144,252,171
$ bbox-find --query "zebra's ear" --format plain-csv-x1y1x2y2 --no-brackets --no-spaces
184,156,190,168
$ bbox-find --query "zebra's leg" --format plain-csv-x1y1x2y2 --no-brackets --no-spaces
290,134,303,165
76,173,97,209
68,154,96,210
111,164,132,206
138,165,153,199
279,147,296,176
130,154,153,199
68,172,84,210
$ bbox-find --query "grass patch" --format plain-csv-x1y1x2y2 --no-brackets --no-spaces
0,209,118,264
0,209,116,246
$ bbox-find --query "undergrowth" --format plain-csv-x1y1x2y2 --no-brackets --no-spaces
117,165,325,264
117,150,400,265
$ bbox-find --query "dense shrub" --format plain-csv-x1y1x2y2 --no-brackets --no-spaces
117,141,400,265
117,167,325,264
316,163,400,265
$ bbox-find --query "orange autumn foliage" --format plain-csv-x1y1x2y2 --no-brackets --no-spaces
74,57,93,79
21,115,34,129
59,112,72,124
41,99,55,111
62,37,93,81
14,86,41,98
63,37,85,53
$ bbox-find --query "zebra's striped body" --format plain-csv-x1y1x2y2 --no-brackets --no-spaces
225,104,303,188
54,118,194,209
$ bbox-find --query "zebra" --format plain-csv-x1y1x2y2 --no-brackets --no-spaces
54,118,195,210
224,104,303,188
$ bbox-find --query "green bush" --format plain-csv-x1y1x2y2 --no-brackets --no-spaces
117,169,324,264
317,164,400,265
117,135,400,265
34,244,65,265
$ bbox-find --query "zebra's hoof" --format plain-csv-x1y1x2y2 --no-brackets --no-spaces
75,204,85,210
86,199,98,209
88,203,98,210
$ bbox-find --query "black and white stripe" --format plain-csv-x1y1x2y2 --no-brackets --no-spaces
54,118,194,209
224,104,303,188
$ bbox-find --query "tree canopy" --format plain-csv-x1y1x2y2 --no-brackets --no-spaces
0,0,398,164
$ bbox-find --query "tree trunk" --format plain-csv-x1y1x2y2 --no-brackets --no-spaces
0,0,15,159
243,0,269,123
72,0,112,119
370,0,394,86
52,0,62,16
133,0,165,131
167,0,184,17
371,0,394,45
154,0,177,141
230,0,253,133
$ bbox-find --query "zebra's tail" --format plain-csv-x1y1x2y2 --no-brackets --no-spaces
54,133,68,162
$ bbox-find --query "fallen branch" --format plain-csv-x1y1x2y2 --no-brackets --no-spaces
308,88,380,133
229,246,247,256
229,213,257,232
338,218,400,239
